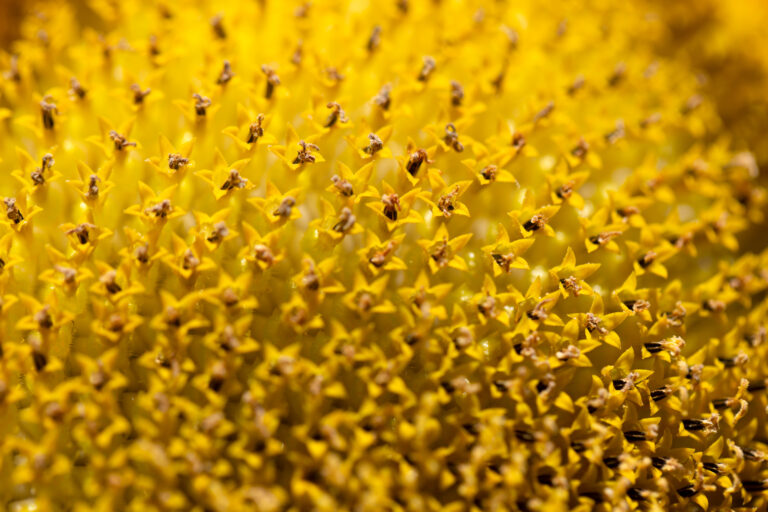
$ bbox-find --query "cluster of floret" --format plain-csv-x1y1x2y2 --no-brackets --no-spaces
0,0,767,510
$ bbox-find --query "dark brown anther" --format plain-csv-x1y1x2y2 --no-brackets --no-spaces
291,40,303,66
681,94,702,115
363,133,383,156
571,138,589,159
145,199,172,218
182,249,199,270
107,313,125,332
148,35,160,56
211,14,226,39
703,299,726,313
206,221,229,243
589,230,622,246
533,101,555,123
332,207,356,233
69,77,86,99
31,155,52,185
4,198,23,224
624,299,650,313
220,169,248,191
247,114,265,143
523,214,546,232
367,25,381,53
33,350,48,371
567,75,585,95
444,123,464,152
261,65,280,99
608,62,626,87
417,56,436,82
431,239,451,268
450,80,464,106
681,419,705,432
438,186,460,217
217,60,234,85
302,261,319,291
369,241,395,268
511,132,526,151
168,153,189,170
67,223,96,244
616,205,640,218
35,305,53,329
745,327,766,347
560,276,581,296
100,270,122,294
193,94,212,116
651,386,671,402
40,96,58,130
325,67,344,83
134,243,149,264
637,251,656,268
109,131,137,151
331,175,353,196
293,140,319,165
604,120,625,144
624,430,647,442
221,288,239,307
514,429,534,443
640,112,661,128
209,362,227,391
356,292,374,313
130,84,151,105
527,299,552,321
381,193,400,221
406,148,432,176
396,0,409,13
324,102,348,128
555,180,574,200
585,313,607,335
273,196,296,218
252,244,274,266
86,175,100,199
477,296,497,318
54,265,76,286
373,84,391,110
480,165,498,181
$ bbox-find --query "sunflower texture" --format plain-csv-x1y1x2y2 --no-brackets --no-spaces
0,0,767,511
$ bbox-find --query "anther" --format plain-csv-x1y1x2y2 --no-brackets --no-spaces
145,199,172,218
604,120,625,144
210,14,226,39
67,223,96,244
533,101,555,123
69,77,86,99
417,56,436,82
438,186,460,217
373,84,391,110
40,96,58,130
168,153,189,170
480,165,498,181
217,60,234,85
100,270,122,294
450,80,464,106
253,244,274,266
206,222,229,243
4,198,23,224
511,132,526,151
444,123,464,152
261,65,280,99
273,197,296,218
608,62,626,87
367,25,381,53
247,114,265,143
331,175,353,196
86,175,100,199
523,214,547,232
220,169,248,191
332,207,356,233
555,181,574,199
406,148,432,176
130,84,151,105
109,131,137,150
292,140,319,164
182,249,199,270
369,241,395,268
324,102,348,128
381,193,400,221
567,75,585,95
193,93,212,116
363,133,383,155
